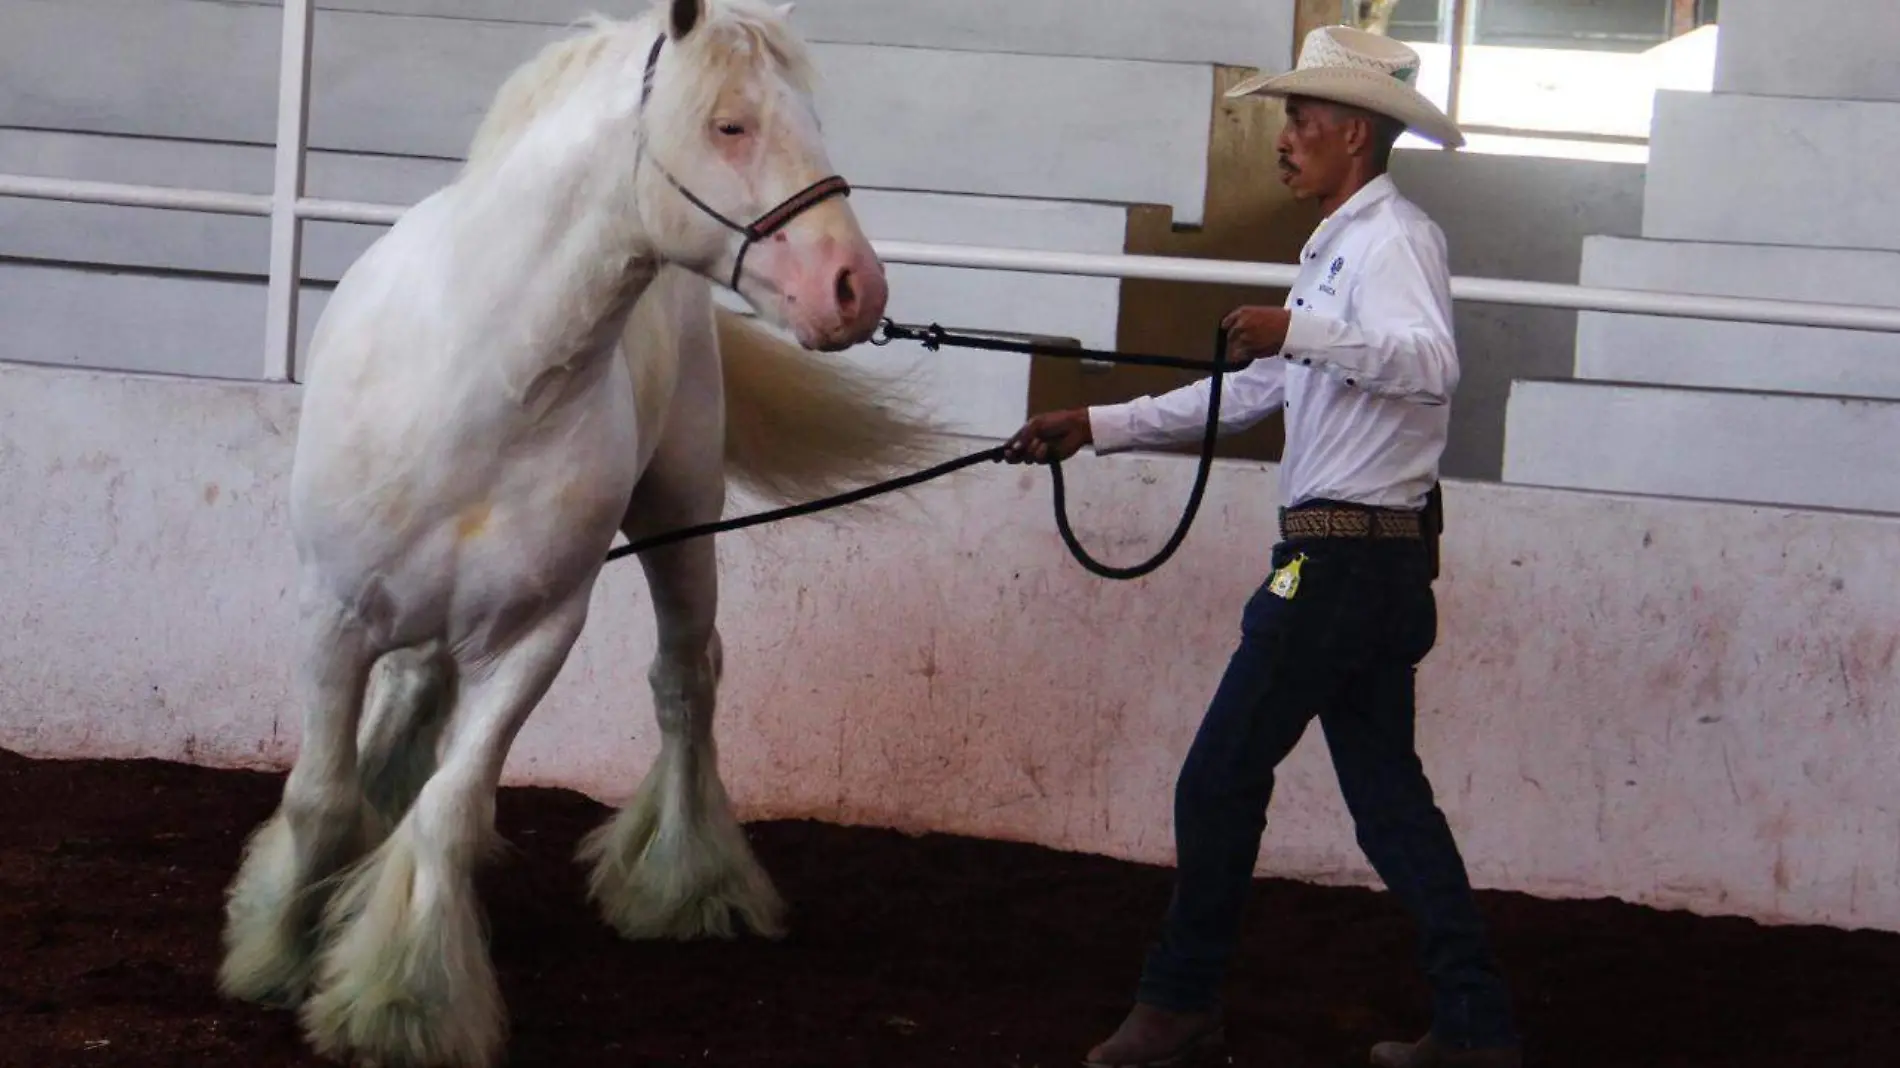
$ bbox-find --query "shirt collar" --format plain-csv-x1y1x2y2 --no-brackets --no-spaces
1300,174,1396,261
1327,173,1396,225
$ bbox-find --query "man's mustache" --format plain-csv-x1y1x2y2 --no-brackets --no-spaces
1278,155,1300,174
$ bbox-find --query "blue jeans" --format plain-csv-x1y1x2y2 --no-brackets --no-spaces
1135,534,1517,1050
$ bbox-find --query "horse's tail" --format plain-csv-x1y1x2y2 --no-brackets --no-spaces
715,308,949,508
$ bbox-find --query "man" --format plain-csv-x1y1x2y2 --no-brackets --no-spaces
1003,25,1520,1068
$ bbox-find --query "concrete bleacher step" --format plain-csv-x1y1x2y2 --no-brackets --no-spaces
212,0,1294,68
1643,90,1900,251
0,0,1216,223
1575,236,1900,400
0,128,1128,436
1501,379,1900,514
1713,0,1900,104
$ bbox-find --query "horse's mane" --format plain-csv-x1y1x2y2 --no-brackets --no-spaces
464,0,819,174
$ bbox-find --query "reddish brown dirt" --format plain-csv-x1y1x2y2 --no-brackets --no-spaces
2,747,1897,1068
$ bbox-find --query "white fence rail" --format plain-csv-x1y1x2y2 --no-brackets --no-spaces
5,0,1900,383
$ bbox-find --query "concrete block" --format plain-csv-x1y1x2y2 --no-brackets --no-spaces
0,0,1215,222
0,264,305,381
1576,236,1900,400
211,0,1295,68
0,128,1128,436
1502,379,1900,514
1643,91,1900,251
1713,0,1900,103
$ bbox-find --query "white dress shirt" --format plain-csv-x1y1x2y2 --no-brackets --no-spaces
1087,174,1457,512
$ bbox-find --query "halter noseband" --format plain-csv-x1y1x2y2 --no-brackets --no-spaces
638,35,853,292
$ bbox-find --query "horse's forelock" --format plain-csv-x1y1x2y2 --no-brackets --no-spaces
462,0,817,172
662,0,819,114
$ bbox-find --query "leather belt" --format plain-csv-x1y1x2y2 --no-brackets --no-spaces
1279,503,1423,541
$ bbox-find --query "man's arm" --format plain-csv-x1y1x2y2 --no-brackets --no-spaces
1001,354,1287,464
1281,224,1459,405
1087,355,1289,454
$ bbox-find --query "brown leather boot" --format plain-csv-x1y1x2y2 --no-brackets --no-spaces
1370,1033,1522,1068
1082,1003,1225,1067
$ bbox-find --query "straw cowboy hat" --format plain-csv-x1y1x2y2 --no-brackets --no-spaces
1227,24,1465,149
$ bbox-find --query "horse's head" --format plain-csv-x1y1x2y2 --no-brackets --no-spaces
636,0,886,351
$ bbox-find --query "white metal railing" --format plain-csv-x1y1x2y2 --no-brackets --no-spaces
5,0,1900,382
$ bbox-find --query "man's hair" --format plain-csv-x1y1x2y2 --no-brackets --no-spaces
1315,100,1406,172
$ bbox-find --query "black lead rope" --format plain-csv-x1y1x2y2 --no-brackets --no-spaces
609,320,1238,581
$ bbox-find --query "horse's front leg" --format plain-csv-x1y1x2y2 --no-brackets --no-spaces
300,586,595,1068
220,594,383,1008
578,473,786,942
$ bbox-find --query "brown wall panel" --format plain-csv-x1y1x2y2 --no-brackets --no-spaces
1026,1,1344,462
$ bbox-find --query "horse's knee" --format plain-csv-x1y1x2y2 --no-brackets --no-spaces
282,765,361,827
647,641,717,733
358,644,454,822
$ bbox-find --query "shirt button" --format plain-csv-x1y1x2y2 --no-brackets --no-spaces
1295,298,1304,306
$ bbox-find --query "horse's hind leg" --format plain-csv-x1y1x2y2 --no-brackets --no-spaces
579,484,786,942
219,597,382,1007
356,640,454,827
300,589,594,1068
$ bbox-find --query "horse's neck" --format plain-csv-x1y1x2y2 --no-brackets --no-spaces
450,85,661,383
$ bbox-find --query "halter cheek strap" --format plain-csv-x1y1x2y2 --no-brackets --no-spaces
638,35,853,292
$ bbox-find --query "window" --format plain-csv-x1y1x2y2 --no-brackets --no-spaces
1360,0,1720,161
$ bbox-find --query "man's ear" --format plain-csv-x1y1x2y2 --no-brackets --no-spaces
1344,111,1377,158
669,0,701,40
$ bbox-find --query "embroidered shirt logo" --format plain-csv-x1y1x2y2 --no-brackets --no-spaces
1318,255,1346,296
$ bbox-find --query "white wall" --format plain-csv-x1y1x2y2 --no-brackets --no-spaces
1497,0,1900,514
1714,0,1900,104
1390,150,1647,480
4,360,1897,935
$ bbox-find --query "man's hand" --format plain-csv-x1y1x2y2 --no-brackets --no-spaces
1003,408,1093,465
1222,305,1293,356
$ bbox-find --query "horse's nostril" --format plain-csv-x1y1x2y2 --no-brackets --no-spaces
834,267,858,316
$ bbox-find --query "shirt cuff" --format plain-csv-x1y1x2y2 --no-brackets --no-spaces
1087,403,1138,454
1281,309,1329,364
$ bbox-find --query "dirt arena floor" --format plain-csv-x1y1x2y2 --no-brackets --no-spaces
4,747,1898,1068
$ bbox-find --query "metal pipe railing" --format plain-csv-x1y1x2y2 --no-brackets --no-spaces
0,174,272,217
9,175,1900,344
262,0,316,383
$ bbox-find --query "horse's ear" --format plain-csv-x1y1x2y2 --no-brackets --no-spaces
776,2,795,17
668,0,702,39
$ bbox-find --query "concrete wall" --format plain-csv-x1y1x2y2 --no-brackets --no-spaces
4,360,1897,934
1714,0,1900,103
1497,0,1900,513
1392,150,1646,480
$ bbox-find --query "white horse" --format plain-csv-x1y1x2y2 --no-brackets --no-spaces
216,2,939,1065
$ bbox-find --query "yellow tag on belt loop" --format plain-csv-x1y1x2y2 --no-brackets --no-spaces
1268,552,1308,600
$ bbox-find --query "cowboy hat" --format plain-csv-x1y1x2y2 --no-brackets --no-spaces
1227,24,1465,149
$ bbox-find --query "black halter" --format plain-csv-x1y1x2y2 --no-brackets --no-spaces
638,35,853,292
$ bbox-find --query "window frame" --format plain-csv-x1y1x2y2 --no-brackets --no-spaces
1365,0,1718,149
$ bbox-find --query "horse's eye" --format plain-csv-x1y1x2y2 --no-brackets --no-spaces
716,121,747,137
